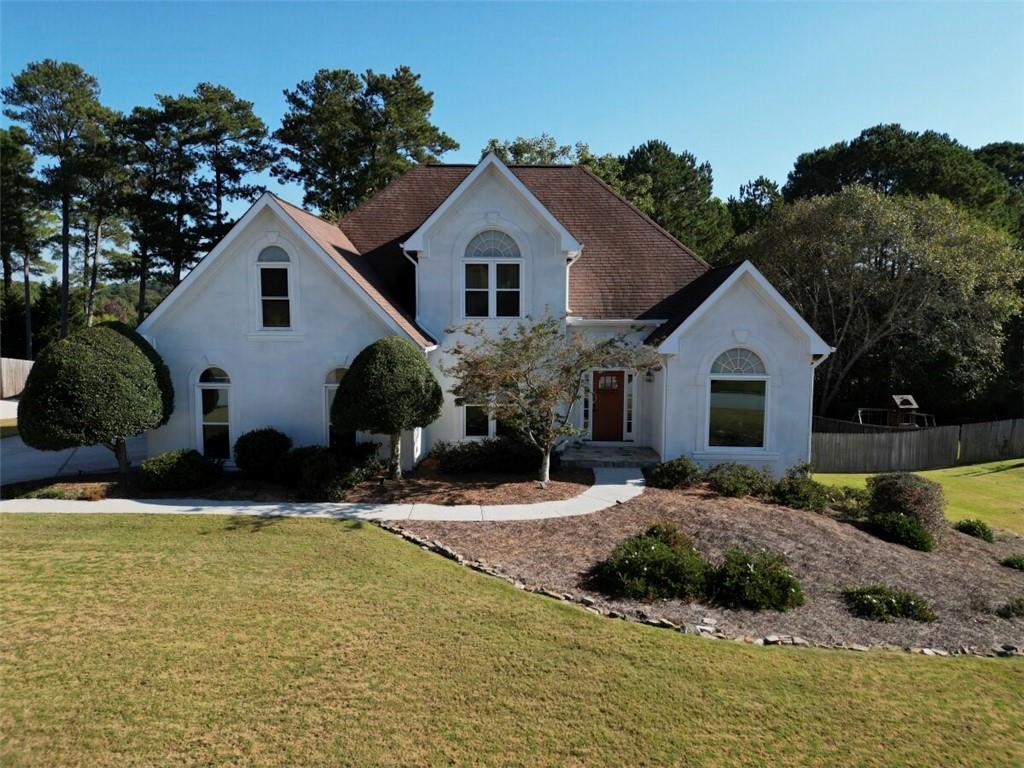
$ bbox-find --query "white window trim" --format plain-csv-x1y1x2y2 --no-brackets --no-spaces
581,367,638,444
195,373,232,461
248,234,302,338
704,373,771,453
462,260,523,320
257,261,293,330
462,403,498,440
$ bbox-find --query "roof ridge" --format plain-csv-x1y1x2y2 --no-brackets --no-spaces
573,165,711,270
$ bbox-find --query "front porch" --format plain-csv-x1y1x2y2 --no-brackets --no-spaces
560,443,661,469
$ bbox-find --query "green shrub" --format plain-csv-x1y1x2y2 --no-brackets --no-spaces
277,444,381,501
995,597,1024,619
276,446,326,488
826,486,870,517
593,522,708,600
867,512,936,552
1000,554,1024,571
705,463,773,498
953,518,994,543
429,437,555,475
139,449,222,491
842,584,936,622
709,548,805,611
233,428,293,478
647,457,703,489
770,475,829,512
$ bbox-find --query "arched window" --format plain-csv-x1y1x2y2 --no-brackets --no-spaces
324,367,355,451
257,246,291,329
463,230,521,319
708,348,767,449
197,367,231,459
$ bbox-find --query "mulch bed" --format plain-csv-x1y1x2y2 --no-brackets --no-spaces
400,486,1024,652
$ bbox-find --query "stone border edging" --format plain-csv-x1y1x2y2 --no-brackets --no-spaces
379,521,1022,660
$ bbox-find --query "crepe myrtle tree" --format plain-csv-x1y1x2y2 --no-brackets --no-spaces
18,322,174,479
331,336,443,480
445,315,662,486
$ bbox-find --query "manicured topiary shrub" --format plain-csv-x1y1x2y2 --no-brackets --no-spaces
1001,554,1024,571
953,518,994,543
704,463,773,498
100,321,174,426
647,457,703,489
429,437,557,475
593,522,708,601
842,584,936,622
709,548,805,611
864,473,945,551
18,325,172,476
139,449,221,491
995,597,1024,619
233,428,293,479
332,337,443,479
770,475,829,512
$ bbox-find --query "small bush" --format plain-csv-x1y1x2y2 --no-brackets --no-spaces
709,548,805,611
867,512,936,552
995,597,1024,619
276,446,327,488
705,463,773,498
277,444,380,501
826,485,870,517
233,428,293,478
429,437,554,475
953,518,994,543
842,584,936,622
647,457,703,489
1000,554,1024,571
593,522,708,601
27,487,67,500
139,449,221,491
770,475,829,512
867,473,945,535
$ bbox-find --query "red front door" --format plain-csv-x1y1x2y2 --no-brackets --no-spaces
592,371,625,441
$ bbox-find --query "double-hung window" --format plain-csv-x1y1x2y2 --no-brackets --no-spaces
463,230,521,319
257,245,291,328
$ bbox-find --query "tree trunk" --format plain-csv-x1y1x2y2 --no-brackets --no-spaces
59,190,71,338
2,243,12,297
389,431,402,480
86,219,101,326
137,242,149,323
538,447,551,488
113,437,131,481
23,251,32,360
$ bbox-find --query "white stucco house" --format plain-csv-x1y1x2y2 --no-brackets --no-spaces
138,153,832,475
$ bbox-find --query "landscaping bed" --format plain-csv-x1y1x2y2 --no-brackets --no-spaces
400,486,1024,653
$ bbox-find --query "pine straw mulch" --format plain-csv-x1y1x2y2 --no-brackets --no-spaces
400,486,1024,652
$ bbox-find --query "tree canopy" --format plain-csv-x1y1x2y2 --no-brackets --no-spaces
274,66,458,219
730,185,1024,417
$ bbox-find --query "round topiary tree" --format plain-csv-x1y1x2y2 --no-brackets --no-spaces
331,336,442,479
18,324,173,478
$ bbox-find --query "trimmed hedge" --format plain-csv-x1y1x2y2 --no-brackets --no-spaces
429,437,557,475
953,518,994,543
705,463,773,498
647,457,703,489
234,428,293,478
1000,554,1024,571
593,522,707,601
867,513,936,552
865,473,945,551
139,450,221,491
770,475,829,512
277,443,380,502
709,548,805,611
842,584,936,622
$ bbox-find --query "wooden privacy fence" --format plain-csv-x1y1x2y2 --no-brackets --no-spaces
0,357,33,399
812,418,1024,473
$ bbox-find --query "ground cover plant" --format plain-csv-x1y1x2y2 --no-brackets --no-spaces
709,548,805,611
995,597,1024,619
3,513,1022,767
1002,554,1024,572
842,584,937,623
816,459,1024,533
704,462,773,498
592,522,707,600
954,518,995,543
646,457,703,489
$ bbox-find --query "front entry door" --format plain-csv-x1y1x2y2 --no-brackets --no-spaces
592,371,625,441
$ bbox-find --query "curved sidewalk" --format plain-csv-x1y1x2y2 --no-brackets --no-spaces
0,467,644,522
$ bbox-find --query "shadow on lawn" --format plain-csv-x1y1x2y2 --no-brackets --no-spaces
949,460,1024,478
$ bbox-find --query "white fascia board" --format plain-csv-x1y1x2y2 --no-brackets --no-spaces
566,317,667,327
655,261,833,356
138,193,275,333
401,153,582,254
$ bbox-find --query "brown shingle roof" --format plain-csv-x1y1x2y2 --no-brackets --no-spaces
337,163,711,321
272,195,436,348
644,262,744,346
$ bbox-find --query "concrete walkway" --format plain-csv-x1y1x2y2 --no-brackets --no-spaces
1,435,148,485
0,467,645,522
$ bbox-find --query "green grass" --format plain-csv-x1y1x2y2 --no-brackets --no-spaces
0,417,17,439
2,515,1022,767
817,459,1024,533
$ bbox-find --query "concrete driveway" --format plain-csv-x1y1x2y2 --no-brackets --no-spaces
1,434,147,485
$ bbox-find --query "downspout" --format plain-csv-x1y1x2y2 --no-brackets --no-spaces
565,248,582,314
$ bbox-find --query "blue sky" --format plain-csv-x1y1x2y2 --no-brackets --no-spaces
3,1,1022,217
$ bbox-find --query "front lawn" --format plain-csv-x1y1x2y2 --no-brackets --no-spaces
817,459,1024,533
0,417,17,439
1,514,1022,767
